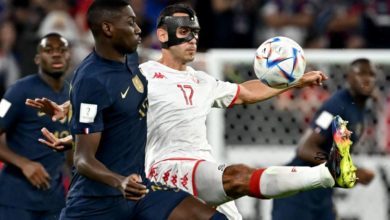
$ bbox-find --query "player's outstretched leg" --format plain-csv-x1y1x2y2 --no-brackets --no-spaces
326,115,357,188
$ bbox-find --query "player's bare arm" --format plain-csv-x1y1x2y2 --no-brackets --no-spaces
291,71,328,88
296,129,328,165
74,132,148,200
25,98,70,121
235,71,328,104
0,130,51,189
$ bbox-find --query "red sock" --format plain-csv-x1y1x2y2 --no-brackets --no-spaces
248,168,268,199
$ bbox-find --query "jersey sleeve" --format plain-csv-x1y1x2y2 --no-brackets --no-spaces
0,83,25,130
70,77,111,134
210,78,240,109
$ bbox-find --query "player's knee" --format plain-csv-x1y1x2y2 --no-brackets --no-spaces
209,211,228,220
223,164,254,198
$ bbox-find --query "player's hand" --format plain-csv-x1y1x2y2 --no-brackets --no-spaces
20,160,51,190
294,71,328,88
356,168,375,185
25,98,69,122
120,174,149,201
38,127,73,152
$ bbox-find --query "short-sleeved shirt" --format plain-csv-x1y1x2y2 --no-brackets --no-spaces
0,74,70,211
68,51,148,198
290,89,365,167
139,61,239,170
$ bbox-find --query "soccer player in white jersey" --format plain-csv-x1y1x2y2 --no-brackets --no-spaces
27,4,357,220
139,4,356,219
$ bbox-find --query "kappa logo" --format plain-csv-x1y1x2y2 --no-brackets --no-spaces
171,174,178,187
291,167,297,172
153,72,166,79
121,86,130,99
180,174,189,190
163,169,171,183
148,167,158,180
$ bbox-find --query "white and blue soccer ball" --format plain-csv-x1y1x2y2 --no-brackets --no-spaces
253,36,306,88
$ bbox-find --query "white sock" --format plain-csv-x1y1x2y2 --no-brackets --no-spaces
259,163,335,199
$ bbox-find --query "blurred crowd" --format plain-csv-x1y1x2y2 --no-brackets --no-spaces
0,0,390,96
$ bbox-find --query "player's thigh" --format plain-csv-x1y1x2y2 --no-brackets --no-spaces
149,160,240,219
136,181,221,220
149,159,230,205
195,162,243,219
195,161,231,205
59,196,133,220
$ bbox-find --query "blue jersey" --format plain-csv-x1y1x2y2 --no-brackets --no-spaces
290,89,364,167
0,74,70,211
68,51,148,197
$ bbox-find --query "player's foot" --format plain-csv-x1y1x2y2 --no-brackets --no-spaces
326,115,357,188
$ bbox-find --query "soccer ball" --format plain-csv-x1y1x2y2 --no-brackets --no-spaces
253,36,306,88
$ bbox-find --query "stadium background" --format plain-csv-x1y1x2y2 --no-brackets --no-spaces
1,0,390,219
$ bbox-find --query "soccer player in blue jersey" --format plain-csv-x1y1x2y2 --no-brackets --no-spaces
0,33,71,219
55,0,227,219
272,58,376,220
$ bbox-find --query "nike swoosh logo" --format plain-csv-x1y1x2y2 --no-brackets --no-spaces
37,111,46,117
121,86,130,99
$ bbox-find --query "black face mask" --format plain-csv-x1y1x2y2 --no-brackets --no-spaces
158,15,201,48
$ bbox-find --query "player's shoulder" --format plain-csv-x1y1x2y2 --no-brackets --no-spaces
139,60,169,78
9,74,39,89
191,68,218,82
190,67,208,77
325,89,350,105
73,52,112,82
75,53,102,73
139,60,158,72
2,75,40,101
316,90,349,117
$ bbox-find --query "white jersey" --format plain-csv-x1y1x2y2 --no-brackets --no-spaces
139,61,239,170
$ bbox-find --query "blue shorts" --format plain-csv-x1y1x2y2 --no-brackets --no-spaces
0,205,61,220
60,182,190,220
272,188,335,220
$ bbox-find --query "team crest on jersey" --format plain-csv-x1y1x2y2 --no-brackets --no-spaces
132,75,144,93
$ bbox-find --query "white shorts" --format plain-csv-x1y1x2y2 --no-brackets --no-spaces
147,158,242,220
